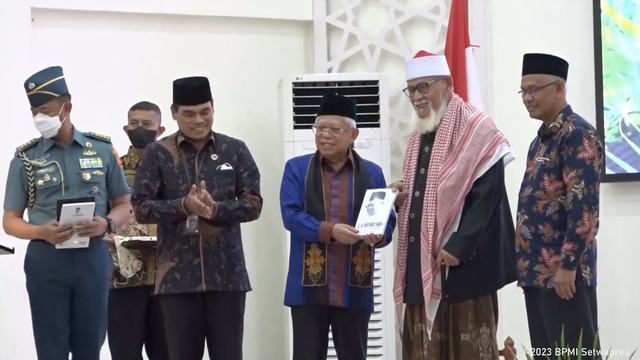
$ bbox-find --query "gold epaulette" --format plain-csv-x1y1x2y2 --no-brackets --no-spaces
16,151,36,211
84,132,112,143
16,138,39,153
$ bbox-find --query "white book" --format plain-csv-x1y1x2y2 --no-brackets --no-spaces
56,202,96,249
354,188,397,235
114,236,157,250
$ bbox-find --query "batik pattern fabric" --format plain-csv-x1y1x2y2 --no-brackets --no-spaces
109,148,158,289
516,105,603,288
402,293,499,360
316,153,371,305
280,151,396,313
131,131,263,295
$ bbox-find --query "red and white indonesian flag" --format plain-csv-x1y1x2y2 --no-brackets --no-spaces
444,0,483,110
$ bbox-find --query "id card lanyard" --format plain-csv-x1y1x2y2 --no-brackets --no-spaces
179,138,214,235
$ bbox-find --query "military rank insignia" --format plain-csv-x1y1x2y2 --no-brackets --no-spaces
113,148,123,168
79,158,103,169
17,138,39,152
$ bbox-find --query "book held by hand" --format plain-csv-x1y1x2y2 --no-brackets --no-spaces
56,201,96,249
354,188,397,236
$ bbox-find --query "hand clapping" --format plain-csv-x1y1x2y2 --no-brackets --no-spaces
184,181,216,219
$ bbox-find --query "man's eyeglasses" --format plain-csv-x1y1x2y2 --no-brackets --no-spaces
403,79,438,97
518,81,561,97
312,125,350,135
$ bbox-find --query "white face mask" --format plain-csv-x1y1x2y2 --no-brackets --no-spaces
33,104,67,139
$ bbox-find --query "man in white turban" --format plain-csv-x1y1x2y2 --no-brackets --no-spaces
390,51,518,360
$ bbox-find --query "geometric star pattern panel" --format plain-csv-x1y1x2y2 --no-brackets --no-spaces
314,0,452,180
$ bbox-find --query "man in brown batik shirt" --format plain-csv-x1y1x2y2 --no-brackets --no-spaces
131,76,263,360
106,101,168,360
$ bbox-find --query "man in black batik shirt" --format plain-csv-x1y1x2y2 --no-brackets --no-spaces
131,76,263,360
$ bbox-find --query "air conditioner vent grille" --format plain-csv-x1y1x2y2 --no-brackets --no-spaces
292,80,380,130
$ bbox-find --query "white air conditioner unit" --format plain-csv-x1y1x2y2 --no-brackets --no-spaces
277,72,396,360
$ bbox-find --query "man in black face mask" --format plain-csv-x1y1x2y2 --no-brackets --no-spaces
123,101,166,176
105,101,168,360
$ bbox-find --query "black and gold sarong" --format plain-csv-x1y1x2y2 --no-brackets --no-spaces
402,292,500,360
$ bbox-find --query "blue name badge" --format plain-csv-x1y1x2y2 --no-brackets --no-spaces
79,158,104,169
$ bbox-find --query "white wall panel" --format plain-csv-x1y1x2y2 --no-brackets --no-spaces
30,0,313,21
0,1,35,359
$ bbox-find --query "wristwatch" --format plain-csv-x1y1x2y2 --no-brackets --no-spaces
103,216,117,234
